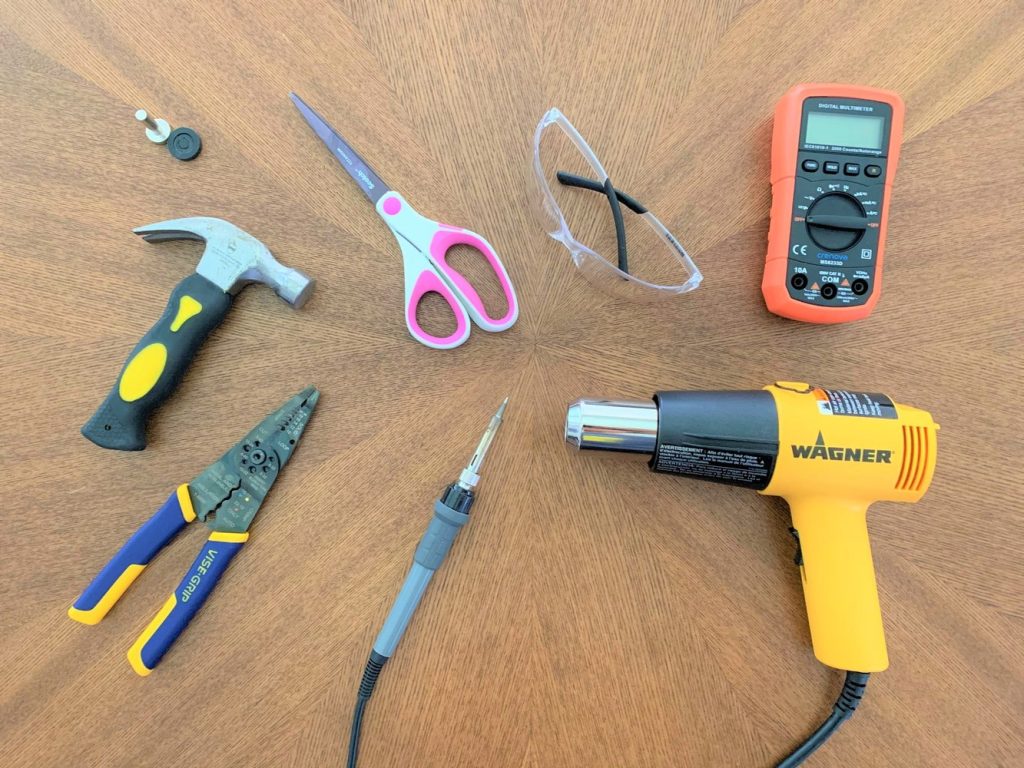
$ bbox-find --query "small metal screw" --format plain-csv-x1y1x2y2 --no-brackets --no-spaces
135,109,171,144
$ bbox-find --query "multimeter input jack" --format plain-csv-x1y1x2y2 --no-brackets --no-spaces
791,274,808,291
820,283,838,300
852,279,869,296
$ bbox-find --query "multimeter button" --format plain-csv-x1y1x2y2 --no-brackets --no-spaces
820,283,838,300
843,163,860,176
802,159,820,172
865,165,882,177
823,161,840,174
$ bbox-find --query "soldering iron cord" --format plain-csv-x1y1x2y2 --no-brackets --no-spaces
348,661,868,767
348,652,387,768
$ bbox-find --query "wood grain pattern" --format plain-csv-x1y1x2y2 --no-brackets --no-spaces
2,1,1022,766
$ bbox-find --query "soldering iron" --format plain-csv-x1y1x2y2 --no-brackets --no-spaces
345,398,509,768
565,382,938,766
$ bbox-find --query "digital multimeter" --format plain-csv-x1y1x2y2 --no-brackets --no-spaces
763,84,904,323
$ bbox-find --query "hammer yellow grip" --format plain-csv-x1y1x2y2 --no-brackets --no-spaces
81,273,232,451
788,497,888,673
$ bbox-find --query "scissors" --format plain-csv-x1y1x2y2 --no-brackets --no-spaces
290,93,519,349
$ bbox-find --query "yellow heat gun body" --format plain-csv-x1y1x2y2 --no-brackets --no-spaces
565,382,938,673
764,382,937,672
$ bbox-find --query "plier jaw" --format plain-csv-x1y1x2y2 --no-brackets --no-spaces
190,385,320,534
68,387,319,675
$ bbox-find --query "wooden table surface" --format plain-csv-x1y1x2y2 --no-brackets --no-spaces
2,1,1022,766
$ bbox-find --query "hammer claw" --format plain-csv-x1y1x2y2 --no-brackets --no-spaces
134,229,204,243
133,216,224,242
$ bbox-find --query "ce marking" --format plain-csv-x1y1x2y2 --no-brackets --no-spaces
792,244,808,257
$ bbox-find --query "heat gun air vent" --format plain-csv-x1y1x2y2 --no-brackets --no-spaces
896,425,931,492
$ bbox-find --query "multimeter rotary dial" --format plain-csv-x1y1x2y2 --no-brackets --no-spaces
804,192,867,251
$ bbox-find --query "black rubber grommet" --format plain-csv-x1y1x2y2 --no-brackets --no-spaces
167,127,202,161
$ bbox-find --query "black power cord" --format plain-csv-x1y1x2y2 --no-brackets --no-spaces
345,665,869,767
776,671,870,767
347,652,388,768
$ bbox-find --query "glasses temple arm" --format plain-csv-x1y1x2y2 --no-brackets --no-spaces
606,178,628,274
554,172,649,214
557,171,652,275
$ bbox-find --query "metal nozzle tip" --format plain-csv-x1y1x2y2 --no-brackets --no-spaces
565,401,583,448
562,398,658,454
496,396,509,419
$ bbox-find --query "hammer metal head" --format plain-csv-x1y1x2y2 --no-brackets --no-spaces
133,216,315,307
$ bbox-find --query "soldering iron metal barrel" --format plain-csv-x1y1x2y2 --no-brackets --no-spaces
564,399,658,454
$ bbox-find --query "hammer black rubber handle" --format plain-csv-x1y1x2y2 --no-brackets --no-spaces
82,273,232,451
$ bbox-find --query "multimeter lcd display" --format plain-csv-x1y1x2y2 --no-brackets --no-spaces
804,112,885,150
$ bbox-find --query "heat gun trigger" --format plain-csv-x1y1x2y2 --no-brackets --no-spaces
788,526,804,567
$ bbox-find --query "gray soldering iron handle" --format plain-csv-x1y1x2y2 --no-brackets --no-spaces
372,500,469,658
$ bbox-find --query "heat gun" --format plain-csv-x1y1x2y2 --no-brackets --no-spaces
564,382,938,765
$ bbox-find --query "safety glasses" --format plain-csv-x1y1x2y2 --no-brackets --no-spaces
532,108,702,301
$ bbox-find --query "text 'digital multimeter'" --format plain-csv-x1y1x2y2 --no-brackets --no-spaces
763,84,905,323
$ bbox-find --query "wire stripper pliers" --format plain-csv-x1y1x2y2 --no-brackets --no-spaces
69,386,319,675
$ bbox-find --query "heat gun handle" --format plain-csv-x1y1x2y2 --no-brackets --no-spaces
788,498,888,673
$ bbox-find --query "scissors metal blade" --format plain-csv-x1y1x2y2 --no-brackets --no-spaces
289,92,390,205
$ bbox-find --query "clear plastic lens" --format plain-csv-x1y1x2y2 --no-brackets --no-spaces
536,187,562,236
532,108,702,302
532,110,608,242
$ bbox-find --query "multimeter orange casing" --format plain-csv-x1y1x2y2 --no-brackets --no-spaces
763,84,905,323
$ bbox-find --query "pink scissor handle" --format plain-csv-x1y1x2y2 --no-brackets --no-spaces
378,192,519,348
404,266,471,349
427,227,519,332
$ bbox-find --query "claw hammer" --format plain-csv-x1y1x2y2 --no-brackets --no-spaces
82,217,314,451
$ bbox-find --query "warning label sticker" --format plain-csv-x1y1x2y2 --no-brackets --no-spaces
815,389,896,419
653,444,774,490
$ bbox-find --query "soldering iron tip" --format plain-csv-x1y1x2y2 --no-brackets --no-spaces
461,398,510,484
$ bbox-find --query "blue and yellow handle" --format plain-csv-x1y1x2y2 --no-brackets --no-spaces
127,531,248,676
81,273,232,451
69,485,196,625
